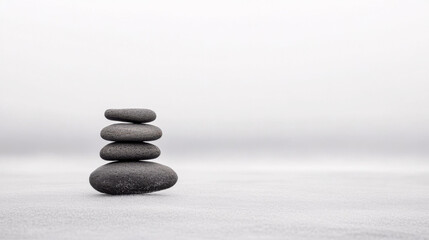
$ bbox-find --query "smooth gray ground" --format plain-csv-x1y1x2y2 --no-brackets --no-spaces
0,156,428,240
105,108,156,123
100,123,162,142
100,142,160,161
90,161,177,195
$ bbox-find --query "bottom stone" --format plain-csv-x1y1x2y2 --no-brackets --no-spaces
89,161,178,195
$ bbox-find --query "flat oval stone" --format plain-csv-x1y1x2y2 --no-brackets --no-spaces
89,161,178,195
105,108,156,123
100,123,162,141
100,142,160,161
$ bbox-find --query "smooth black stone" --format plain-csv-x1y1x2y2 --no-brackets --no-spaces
105,108,156,123
100,123,162,142
89,161,178,195
100,142,160,161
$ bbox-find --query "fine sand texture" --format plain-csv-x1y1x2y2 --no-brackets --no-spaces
0,155,428,240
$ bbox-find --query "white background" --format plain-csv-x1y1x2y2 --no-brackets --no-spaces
1,0,428,158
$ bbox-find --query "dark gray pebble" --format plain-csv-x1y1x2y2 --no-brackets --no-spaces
89,161,178,195
100,123,162,142
105,108,156,123
100,142,160,161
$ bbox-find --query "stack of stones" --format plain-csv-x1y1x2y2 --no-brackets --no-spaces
89,108,178,195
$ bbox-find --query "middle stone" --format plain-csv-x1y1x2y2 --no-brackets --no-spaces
101,123,162,141
100,142,161,161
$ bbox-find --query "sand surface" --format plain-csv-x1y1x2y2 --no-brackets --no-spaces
1,156,428,239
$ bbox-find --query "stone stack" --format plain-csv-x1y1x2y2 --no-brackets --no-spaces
89,108,178,195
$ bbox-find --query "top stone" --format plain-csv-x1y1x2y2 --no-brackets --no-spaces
105,108,156,123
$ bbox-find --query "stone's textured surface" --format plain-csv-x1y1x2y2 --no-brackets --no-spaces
89,161,178,195
100,123,162,142
100,142,160,161
105,108,156,123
